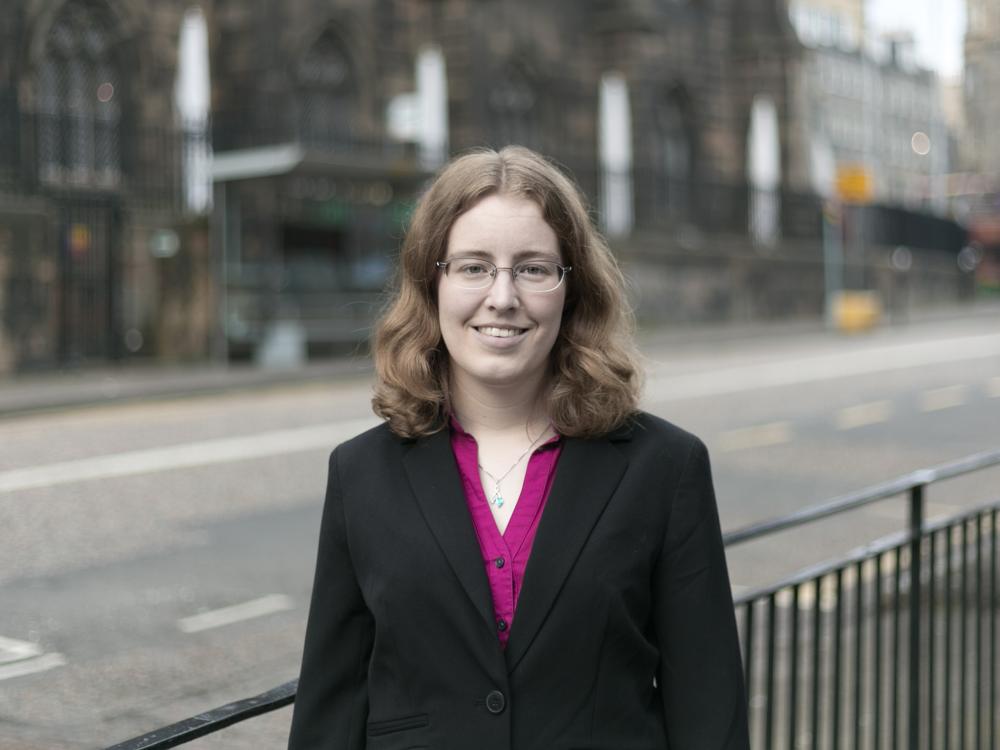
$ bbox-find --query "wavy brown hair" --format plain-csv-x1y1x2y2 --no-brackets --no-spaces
371,146,641,438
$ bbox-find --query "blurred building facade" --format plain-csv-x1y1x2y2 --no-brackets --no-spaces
207,0,428,361
0,0,210,372
787,0,864,49
961,0,1000,293
204,0,806,353
786,3,950,211
0,0,976,373
780,0,973,311
964,0,1000,178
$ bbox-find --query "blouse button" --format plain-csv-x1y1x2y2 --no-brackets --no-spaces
495,557,505,569
497,618,508,632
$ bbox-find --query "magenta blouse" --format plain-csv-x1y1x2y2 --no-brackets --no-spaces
449,419,562,648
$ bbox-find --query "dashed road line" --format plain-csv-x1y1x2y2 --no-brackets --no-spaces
835,401,892,430
178,594,294,634
717,422,792,453
0,652,66,681
919,385,968,412
0,635,42,664
0,636,66,682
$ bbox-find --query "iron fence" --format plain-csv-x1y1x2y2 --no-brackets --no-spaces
103,446,1000,749
0,107,209,368
1,109,197,210
731,464,999,750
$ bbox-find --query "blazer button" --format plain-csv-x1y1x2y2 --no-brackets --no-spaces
486,690,506,714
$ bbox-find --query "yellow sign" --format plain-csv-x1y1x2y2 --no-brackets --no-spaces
835,165,874,204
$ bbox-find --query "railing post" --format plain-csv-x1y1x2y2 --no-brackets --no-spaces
908,484,925,750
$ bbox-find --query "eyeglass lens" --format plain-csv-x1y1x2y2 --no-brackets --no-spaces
446,258,565,292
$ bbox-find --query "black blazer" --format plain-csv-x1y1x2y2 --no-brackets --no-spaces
288,411,749,750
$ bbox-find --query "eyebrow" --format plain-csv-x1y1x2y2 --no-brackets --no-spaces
447,249,561,262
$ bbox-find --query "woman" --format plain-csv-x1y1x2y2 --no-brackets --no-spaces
288,146,749,749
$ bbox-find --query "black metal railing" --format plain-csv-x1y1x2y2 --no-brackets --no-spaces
104,681,298,750
729,449,1000,750
105,447,1000,749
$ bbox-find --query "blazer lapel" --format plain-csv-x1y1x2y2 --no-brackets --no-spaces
505,433,629,672
402,430,496,633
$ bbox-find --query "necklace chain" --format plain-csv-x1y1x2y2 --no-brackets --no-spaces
477,427,551,509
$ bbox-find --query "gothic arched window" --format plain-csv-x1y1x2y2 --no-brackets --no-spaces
37,0,121,186
650,92,692,219
296,31,358,149
489,64,541,150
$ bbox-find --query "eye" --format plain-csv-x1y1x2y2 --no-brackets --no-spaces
517,262,556,277
455,260,490,276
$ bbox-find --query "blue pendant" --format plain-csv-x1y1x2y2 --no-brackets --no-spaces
491,491,504,508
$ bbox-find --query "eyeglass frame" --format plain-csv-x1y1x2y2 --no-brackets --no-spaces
435,257,572,293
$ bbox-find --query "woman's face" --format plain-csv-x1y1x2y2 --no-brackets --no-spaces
437,193,566,393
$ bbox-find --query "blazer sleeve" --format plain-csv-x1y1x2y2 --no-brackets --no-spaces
652,438,750,749
288,449,374,750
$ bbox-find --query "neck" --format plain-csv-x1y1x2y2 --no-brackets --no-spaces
449,368,550,438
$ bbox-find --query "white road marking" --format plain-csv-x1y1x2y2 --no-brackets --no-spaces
0,635,43,664
716,422,792,453
3,334,995,492
919,385,968,412
835,401,892,430
988,377,1000,398
645,332,1000,403
0,416,378,494
178,594,294,634
0,652,66,681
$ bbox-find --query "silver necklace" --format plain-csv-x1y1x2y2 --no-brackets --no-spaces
477,427,551,509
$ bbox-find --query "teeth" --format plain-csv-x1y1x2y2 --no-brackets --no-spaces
478,326,524,338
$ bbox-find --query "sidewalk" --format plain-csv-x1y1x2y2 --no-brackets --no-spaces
1,300,997,418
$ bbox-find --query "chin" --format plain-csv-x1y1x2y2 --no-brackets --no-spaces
461,359,547,389
476,366,531,386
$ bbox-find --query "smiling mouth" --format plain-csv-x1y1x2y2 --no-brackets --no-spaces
475,326,528,338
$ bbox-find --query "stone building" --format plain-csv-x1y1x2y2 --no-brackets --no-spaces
206,0,803,348
2,0,848,371
774,0,973,314
785,2,950,211
961,0,1000,293
0,0,213,372
787,0,864,49
964,0,1000,179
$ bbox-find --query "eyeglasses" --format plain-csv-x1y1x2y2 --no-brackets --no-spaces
436,257,571,293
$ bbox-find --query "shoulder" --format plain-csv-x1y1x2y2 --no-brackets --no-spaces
331,420,407,467
617,410,706,457
604,412,712,489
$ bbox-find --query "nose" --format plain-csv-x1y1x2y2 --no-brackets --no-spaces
485,267,519,310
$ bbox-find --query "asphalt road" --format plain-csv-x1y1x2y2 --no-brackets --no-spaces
1,312,998,749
